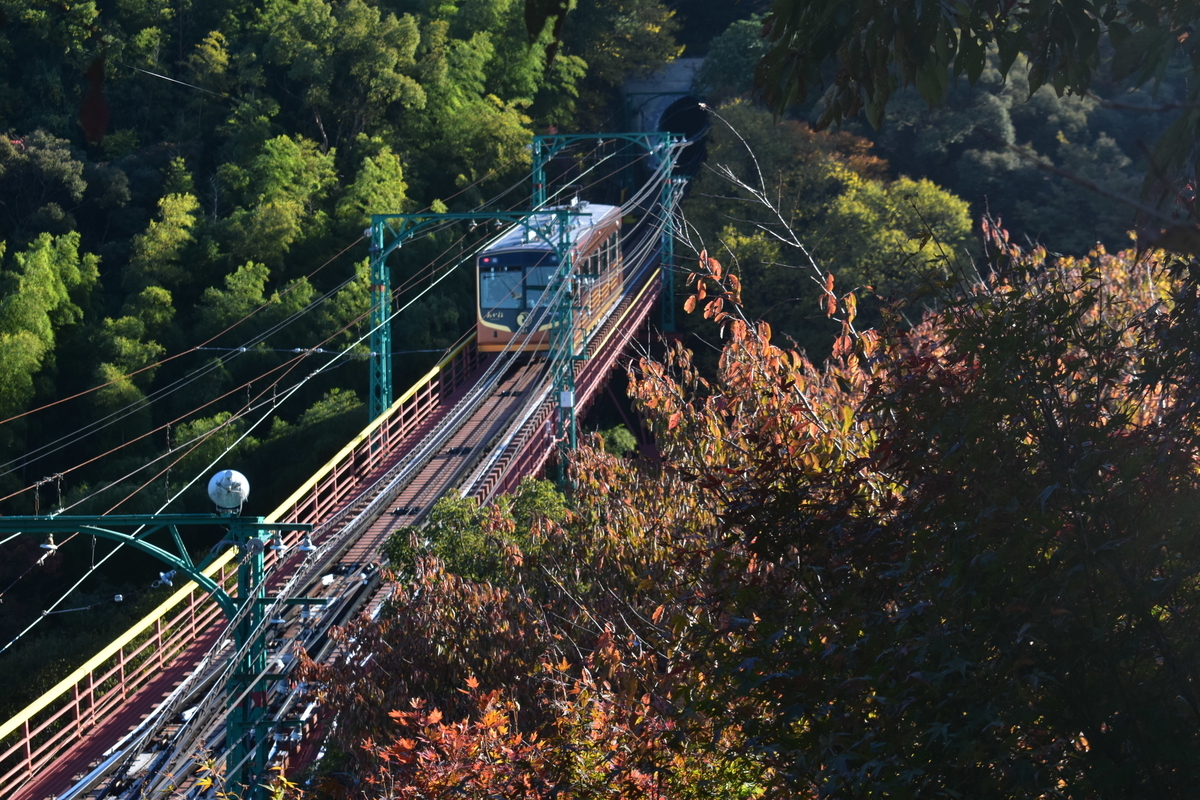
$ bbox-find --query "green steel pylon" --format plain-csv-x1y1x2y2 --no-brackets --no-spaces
368,226,393,421
0,513,311,797
370,211,578,484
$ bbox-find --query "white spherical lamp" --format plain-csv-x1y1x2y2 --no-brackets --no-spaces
208,469,250,514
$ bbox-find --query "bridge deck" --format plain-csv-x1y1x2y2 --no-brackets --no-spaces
2,250,666,800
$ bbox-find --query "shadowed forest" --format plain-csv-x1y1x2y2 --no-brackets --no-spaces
4,0,1200,797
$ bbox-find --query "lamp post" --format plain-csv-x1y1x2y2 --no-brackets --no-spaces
0,470,312,796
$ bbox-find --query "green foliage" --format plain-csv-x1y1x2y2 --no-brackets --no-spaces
560,0,683,129
755,0,1200,242
314,257,371,350
0,232,98,417
244,388,366,512
335,136,410,225
259,0,425,148
838,51,1160,255
295,386,360,427
595,423,637,456
195,260,271,338
683,100,972,354
123,191,201,293
694,15,769,102
0,0,101,131
0,131,87,241
221,135,338,270
757,0,1193,126
383,478,564,583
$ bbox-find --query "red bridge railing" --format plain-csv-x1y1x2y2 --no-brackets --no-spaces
0,336,483,795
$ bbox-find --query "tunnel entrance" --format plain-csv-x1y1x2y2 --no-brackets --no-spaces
657,96,708,177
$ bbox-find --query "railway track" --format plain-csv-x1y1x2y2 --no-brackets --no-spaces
66,341,573,799
18,201,671,800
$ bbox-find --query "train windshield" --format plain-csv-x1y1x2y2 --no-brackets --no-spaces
480,265,523,310
525,266,555,309
479,250,558,311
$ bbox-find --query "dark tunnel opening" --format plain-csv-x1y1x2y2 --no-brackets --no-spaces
658,96,709,177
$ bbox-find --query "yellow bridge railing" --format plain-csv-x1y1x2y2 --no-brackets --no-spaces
0,335,482,793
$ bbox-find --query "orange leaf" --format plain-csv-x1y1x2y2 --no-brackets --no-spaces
466,676,480,689
427,708,443,724
668,412,682,430
683,295,697,314
709,258,722,280
651,605,665,624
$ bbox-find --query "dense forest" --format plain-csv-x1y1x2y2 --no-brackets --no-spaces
5,0,1200,796
296,3,1200,799
0,0,698,706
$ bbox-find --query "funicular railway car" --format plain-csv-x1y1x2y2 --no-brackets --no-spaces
477,201,623,352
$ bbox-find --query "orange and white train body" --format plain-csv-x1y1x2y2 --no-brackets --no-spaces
477,202,623,353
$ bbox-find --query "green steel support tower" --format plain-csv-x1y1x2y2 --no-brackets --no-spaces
531,133,685,333
546,210,577,482
0,513,311,796
368,225,393,421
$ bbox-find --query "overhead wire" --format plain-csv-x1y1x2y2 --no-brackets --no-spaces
0,252,384,618
0,250,402,624
2,169,578,719
0,378,298,655
0,235,368,433
0,141,641,611
0,167,547,483
0,183,537,643
101,142,678,787
0,164,547,502
0,119,577,448
0,209,506,609
16,142,671,789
